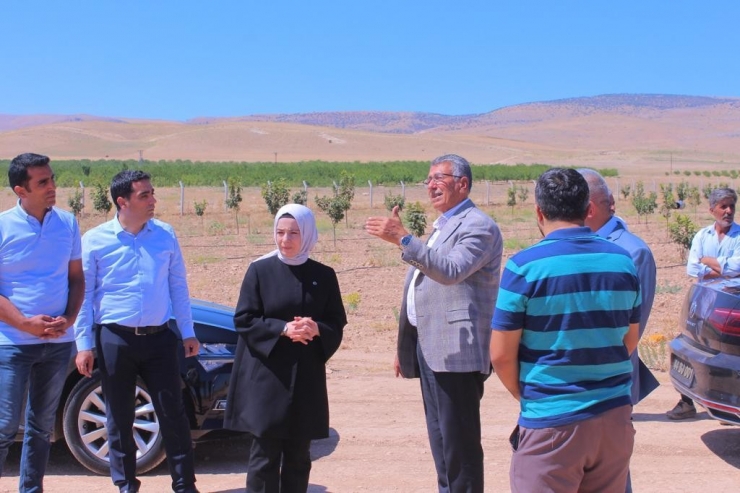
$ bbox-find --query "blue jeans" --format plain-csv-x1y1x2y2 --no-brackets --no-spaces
0,342,73,493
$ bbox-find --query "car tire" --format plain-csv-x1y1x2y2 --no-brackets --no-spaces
62,370,167,475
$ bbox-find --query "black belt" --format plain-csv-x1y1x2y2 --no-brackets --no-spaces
105,323,168,336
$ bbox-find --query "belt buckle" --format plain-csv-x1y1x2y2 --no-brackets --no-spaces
134,326,145,336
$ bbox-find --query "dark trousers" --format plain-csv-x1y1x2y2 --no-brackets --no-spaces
247,435,312,493
417,344,486,493
96,324,196,493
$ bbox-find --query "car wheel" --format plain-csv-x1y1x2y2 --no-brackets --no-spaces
62,370,167,475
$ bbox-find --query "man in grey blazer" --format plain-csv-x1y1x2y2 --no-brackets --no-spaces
366,154,503,493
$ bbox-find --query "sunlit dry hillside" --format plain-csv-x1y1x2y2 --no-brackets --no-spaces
2,94,739,178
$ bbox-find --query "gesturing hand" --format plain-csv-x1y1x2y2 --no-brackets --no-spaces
365,206,409,246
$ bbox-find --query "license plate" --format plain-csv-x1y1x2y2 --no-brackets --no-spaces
671,357,695,385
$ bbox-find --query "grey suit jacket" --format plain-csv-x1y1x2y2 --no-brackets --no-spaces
397,199,503,378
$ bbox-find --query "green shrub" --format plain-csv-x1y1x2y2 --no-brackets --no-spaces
668,214,698,262
68,189,84,217
91,183,112,218
404,202,427,237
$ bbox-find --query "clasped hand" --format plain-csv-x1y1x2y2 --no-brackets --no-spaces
24,314,72,339
284,316,319,345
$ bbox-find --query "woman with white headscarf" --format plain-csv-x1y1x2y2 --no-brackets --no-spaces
225,204,346,493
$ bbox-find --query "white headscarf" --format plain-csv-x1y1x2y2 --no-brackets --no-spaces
258,203,318,266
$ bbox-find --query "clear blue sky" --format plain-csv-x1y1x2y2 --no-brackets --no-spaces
2,1,737,121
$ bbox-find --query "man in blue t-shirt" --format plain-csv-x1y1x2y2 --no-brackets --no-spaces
0,153,84,492
491,168,641,493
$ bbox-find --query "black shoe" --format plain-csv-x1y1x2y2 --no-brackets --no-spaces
666,399,697,420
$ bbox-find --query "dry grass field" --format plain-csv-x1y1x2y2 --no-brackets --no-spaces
0,178,703,365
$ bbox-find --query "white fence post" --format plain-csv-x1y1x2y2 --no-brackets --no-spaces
179,181,184,216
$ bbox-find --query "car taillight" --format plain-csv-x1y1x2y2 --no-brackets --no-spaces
709,308,740,336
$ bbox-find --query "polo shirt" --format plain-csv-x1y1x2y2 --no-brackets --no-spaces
491,226,641,428
0,202,81,345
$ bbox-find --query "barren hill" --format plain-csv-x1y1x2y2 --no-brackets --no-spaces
2,94,739,176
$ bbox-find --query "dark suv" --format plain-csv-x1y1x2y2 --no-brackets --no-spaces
18,299,238,474
669,278,740,424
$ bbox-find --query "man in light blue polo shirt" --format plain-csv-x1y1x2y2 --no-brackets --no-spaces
0,153,85,492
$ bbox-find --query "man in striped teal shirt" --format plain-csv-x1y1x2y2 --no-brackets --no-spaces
491,168,641,493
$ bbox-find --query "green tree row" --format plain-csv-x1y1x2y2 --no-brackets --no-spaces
0,159,617,188
667,169,739,179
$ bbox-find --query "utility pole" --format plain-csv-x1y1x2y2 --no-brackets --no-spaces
138,150,144,164
274,152,278,164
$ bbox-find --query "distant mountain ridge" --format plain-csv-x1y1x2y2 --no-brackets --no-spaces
538,93,738,109
186,94,740,134
186,111,473,134
2,94,738,135
0,114,125,132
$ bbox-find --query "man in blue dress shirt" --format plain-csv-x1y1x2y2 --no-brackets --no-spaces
0,153,85,493
74,170,200,493
578,168,659,405
578,169,659,493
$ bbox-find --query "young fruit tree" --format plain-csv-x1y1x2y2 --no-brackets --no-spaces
315,193,350,249
404,202,427,238
225,177,243,233
92,183,112,219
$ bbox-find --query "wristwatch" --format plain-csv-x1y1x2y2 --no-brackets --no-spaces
400,234,413,248
282,324,289,336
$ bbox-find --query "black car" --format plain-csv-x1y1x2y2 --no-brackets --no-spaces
669,278,740,425
19,299,238,475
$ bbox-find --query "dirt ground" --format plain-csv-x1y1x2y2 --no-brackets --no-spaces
1,181,739,492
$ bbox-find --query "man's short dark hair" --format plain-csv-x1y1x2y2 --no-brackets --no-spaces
8,153,50,190
110,170,151,211
535,168,590,222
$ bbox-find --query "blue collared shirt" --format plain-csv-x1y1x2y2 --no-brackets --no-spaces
0,202,82,345
596,216,657,330
74,216,194,351
687,222,740,279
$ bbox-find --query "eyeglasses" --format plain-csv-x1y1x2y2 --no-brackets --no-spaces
422,173,462,186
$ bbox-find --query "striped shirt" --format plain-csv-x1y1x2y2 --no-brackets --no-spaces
491,226,641,428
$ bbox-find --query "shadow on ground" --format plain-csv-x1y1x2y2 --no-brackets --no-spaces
701,427,740,469
3,427,340,482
